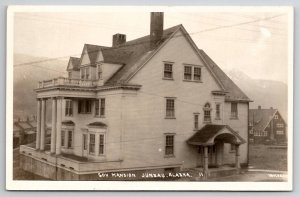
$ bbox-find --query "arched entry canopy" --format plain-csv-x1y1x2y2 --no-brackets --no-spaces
187,124,246,146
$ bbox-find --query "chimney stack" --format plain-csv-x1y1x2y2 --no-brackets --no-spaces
258,105,261,110
112,33,126,47
150,12,164,49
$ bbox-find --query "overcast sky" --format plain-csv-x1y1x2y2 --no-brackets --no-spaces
13,9,290,83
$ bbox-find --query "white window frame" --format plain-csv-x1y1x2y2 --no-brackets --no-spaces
203,103,212,123
97,64,103,80
230,102,238,119
215,103,221,120
65,99,73,116
89,133,96,154
98,134,105,155
163,62,174,80
183,64,202,82
194,113,200,130
165,98,176,119
164,133,175,157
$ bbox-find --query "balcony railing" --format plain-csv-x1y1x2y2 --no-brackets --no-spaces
38,77,97,88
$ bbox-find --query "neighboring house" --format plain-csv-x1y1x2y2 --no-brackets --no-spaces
249,106,287,144
13,117,37,148
20,12,251,180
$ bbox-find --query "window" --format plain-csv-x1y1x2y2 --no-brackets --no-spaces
67,130,73,148
97,64,103,80
80,68,84,79
78,100,92,114
263,131,268,136
194,114,199,129
231,102,238,119
184,66,192,80
203,103,211,123
183,65,202,81
277,123,284,128
194,67,201,81
164,63,173,79
83,134,87,150
276,130,284,135
95,100,100,116
165,135,174,156
100,98,105,116
85,67,90,79
68,72,72,79
89,134,95,154
166,98,175,118
215,103,221,119
274,115,278,119
61,131,65,147
99,134,105,155
65,100,73,116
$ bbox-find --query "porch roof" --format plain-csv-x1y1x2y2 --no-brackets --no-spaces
187,124,246,146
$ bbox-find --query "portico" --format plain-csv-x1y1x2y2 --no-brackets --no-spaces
187,124,246,177
35,97,64,155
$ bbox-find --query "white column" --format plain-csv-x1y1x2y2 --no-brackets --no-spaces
56,97,62,155
204,146,208,172
35,99,41,149
50,98,57,154
235,144,240,169
40,99,46,151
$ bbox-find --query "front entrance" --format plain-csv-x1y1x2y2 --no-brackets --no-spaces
197,144,222,168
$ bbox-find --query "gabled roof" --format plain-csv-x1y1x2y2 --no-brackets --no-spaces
80,44,109,66
249,108,279,132
71,24,250,103
67,57,80,71
187,124,246,146
105,25,182,85
198,50,251,102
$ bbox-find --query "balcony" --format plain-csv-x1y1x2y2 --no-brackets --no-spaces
38,77,98,89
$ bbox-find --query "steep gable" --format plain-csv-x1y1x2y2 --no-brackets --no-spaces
67,57,80,71
249,108,277,132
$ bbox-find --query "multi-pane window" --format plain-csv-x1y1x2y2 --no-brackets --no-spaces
277,123,284,128
184,65,201,81
231,102,238,119
216,103,221,119
99,134,105,155
89,134,95,154
78,100,92,114
166,98,175,118
164,63,173,79
67,130,73,148
100,98,105,116
276,130,284,135
194,67,201,81
95,99,100,116
83,134,87,150
184,66,192,80
97,64,103,80
61,131,65,146
165,135,174,156
65,100,73,116
194,114,199,129
203,103,211,122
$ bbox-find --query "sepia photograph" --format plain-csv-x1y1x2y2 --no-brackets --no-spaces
6,6,293,190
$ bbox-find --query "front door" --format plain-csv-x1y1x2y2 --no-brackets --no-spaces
82,134,88,157
208,145,217,167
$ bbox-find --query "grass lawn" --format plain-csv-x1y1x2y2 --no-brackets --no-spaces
249,144,287,171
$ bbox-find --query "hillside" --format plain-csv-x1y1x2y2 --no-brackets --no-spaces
13,54,68,120
224,68,288,122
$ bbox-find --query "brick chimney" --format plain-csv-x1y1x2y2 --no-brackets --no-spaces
258,105,261,110
112,33,126,47
150,12,164,49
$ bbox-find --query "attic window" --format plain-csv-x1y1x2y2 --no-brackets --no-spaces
183,64,202,82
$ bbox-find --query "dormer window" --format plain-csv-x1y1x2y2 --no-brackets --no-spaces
80,66,90,80
97,64,103,80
